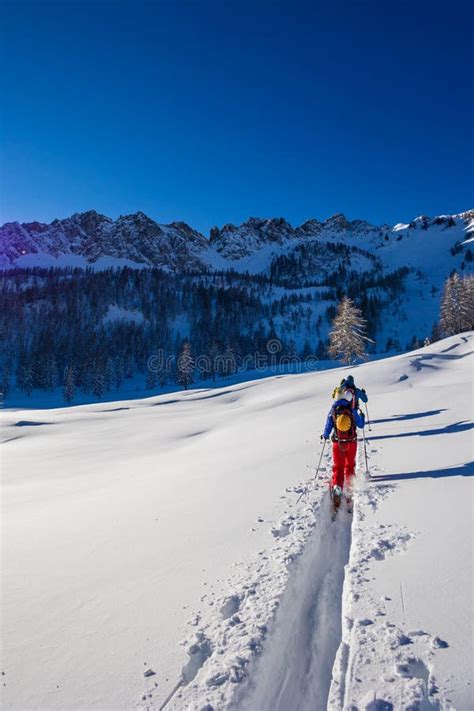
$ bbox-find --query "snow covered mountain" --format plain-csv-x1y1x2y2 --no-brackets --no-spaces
1,209,473,277
209,213,385,262
2,333,473,710
0,211,209,271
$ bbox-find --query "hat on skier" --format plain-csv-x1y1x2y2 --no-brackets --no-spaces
345,375,354,386
336,413,352,432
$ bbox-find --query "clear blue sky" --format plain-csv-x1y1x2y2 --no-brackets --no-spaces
1,0,472,234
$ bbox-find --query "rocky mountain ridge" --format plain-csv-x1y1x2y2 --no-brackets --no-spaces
1,208,472,273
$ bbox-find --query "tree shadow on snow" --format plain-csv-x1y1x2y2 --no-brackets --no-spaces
409,358,438,371
410,350,473,369
14,420,55,427
99,406,131,413
371,409,448,425
368,421,473,440
371,462,474,482
441,341,462,353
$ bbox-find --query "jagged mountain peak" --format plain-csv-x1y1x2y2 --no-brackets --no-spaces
0,210,208,270
209,216,296,259
323,213,351,230
321,213,382,234
69,210,113,234
244,216,292,229
70,209,111,221
1,208,472,273
297,218,323,235
116,211,159,226
168,220,206,238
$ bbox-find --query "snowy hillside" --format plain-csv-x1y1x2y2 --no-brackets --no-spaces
2,333,473,710
1,208,473,409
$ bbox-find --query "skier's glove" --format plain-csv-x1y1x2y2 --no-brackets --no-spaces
320,434,329,441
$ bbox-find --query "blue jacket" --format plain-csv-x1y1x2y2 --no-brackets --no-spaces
356,387,368,404
323,399,365,440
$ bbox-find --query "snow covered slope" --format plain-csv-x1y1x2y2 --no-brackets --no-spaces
1,334,473,710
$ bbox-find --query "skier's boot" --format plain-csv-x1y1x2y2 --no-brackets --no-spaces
332,485,342,511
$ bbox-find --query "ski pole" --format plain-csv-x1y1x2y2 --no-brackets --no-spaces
297,438,327,504
365,403,372,431
362,428,370,478
314,438,327,481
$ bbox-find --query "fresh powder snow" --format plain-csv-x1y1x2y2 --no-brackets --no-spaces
1,334,473,710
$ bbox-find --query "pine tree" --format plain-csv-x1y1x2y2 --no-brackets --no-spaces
316,340,326,360
440,274,457,335
51,356,59,390
158,352,170,388
460,275,474,331
105,358,115,391
440,273,472,336
80,360,93,394
208,342,220,381
92,365,106,398
222,345,236,376
63,366,76,404
115,355,125,390
0,363,11,400
431,321,442,343
43,356,58,391
146,361,159,389
23,364,34,397
176,341,194,390
328,297,373,364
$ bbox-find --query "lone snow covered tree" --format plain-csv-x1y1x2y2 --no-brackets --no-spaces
440,273,473,336
177,341,194,390
328,297,373,364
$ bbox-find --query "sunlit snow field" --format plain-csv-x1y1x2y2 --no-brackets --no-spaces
1,334,473,710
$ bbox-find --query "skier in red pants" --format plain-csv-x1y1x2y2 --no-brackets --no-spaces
322,388,365,510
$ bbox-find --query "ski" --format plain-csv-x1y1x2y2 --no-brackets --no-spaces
329,484,342,519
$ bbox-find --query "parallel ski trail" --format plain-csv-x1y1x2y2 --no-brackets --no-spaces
239,494,352,711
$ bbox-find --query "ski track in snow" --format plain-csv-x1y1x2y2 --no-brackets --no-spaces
236,492,352,711
144,439,456,711
138,448,376,711
158,463,336,711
